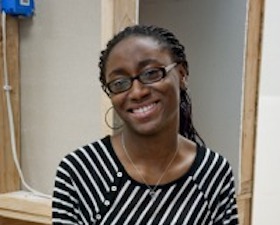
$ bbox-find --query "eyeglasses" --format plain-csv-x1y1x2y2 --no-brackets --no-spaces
105,62,177,94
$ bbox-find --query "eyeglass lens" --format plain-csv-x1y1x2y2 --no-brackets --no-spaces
107,63,177,94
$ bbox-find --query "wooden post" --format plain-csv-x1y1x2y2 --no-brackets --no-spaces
0,15,20,193
113,0,138,32
239,0,265,224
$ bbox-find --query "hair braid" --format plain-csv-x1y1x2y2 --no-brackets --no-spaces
98,25,205,146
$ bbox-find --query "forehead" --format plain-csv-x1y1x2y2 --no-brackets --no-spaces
106,36,172,70
116,35,162,50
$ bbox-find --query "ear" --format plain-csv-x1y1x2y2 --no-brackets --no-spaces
177,64,188,90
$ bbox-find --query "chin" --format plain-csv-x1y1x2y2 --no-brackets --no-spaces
129,122,162,136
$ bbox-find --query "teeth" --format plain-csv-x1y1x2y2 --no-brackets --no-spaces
133,103,155,113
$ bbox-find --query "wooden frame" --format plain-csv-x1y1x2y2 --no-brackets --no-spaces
0,15,20,194
0,0,264,224
238,0,265,224
0,192,51,224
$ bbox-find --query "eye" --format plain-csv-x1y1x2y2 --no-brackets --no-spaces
140,68,164,83
108,78,131,92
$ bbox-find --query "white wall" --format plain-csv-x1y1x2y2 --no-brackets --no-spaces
140,0,248,188
20,0,102,194
252,0,280,224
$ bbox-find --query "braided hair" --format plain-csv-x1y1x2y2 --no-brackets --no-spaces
99,25,205,146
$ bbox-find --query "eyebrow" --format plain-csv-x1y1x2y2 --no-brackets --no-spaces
137,59,161,69
107,58,162,79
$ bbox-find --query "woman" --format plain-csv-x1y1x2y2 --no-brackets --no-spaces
52,25,239,225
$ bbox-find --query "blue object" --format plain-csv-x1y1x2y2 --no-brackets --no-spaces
1,0,35,17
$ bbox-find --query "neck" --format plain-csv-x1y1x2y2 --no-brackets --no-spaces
121,129,179,161
121,132,182,191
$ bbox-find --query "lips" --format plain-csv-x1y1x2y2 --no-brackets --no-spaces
133,103,156,113
129,102,158,118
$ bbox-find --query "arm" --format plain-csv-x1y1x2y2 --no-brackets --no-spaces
214,166,239,225
52,161,82,225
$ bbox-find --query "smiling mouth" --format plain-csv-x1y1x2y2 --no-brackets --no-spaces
130,102,157,114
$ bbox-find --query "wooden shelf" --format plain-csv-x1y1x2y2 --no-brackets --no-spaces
0,191,51,224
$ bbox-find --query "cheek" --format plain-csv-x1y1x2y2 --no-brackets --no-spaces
166,81,181,109
110,94,127,114
163,76,181,97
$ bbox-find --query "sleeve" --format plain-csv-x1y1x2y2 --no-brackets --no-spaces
52,159,82,225
214,164,239,225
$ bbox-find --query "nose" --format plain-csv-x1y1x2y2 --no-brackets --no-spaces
128,79,150,100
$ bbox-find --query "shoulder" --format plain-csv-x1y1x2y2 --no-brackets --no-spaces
192,145,235,189
191,146,237,210
56,135,113,174
195,145,233,173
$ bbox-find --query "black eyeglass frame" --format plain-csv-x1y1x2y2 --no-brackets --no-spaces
105,62,178,95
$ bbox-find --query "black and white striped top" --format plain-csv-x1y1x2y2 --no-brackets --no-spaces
52,136,239,225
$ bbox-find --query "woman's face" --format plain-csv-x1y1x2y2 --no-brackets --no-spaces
105,36,185,135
